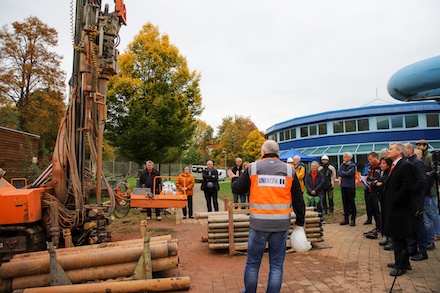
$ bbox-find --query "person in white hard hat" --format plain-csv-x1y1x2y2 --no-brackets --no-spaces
318,155,336,214
287,157,294,165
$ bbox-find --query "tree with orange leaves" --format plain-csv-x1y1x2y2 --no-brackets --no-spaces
213,115,258,167
0,16,65,132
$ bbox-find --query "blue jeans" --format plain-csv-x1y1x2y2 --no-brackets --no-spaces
424,196,440,243
242,228,289,293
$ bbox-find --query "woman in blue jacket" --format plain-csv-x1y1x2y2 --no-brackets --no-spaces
337,152,357,226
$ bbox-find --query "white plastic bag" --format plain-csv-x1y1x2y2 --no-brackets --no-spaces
290,226,312,253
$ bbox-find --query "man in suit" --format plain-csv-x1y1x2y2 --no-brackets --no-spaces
383,142,416,276
405,143,428,261
201,160,220,212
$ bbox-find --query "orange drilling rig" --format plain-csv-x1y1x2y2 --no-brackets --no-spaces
0,0,128,261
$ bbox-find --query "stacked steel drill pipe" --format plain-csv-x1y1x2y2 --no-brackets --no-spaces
207,210,324,251
0,236,180,292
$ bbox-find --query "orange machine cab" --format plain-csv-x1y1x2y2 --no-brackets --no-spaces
0,178,44,225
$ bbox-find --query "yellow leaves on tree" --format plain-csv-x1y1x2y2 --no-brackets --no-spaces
214,115,258,167
193,119,214,162
0,16,65,155
0,16,65,130
106,22,203,164
243,129,266,162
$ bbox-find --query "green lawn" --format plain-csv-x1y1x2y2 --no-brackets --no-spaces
219,181,366,224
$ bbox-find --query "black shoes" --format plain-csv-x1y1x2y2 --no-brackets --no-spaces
408,249,418,256
387,263,412,270
189,216,194,219
340,220,349,225
350,220,356,226
384,241,394,251
363,220,372,225
390,268,406,276
411,252,428,261
379,238,389,246
427,242,436,250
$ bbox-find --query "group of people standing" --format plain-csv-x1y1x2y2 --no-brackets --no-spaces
285,155,336,223
344,139,439,277
139,161,197,220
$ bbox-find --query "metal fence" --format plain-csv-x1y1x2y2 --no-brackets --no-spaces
95,161,187,180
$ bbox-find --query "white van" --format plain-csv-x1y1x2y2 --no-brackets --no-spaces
191,165,226,183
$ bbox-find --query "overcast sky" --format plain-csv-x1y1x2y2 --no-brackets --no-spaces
3,1,440,134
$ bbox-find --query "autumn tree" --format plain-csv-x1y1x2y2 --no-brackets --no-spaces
0,104,19,130
106,23,203,164
193,119,214,162
181,146,204,165
213,115,258,167
0,16,65,130
243,129,266,162
20,89,64,153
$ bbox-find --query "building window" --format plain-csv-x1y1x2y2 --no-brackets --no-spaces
427,114,440,127
319,123,327,135
279,131,284,141
391,116,403,128
310,125,317,136
357,119,369,131
405,115,418,128
377,117,389,130
345,120,356,132
300,126,308,137
290,128,296,139
325,146,342,153
285,130,290,140
333,121,343,133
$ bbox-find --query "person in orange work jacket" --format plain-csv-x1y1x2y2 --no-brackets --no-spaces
176,166,195,219
228,140,305,293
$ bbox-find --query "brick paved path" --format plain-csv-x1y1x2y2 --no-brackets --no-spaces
175,183,440,292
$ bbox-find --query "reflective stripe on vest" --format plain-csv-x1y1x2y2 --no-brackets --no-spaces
248,158,294,219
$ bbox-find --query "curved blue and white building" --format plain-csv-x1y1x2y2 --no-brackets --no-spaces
266,101,440,169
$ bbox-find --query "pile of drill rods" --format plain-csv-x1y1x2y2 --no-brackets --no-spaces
0,235,180,292
206,210,324,250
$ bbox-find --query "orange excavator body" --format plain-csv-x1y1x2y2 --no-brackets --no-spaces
0,178,45,225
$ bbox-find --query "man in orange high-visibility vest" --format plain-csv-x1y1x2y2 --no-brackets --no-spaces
228,140,305,293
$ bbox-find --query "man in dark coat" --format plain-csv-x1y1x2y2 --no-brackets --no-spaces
337,152,357,226
405,143,428,261
139,160,162,220
201,160,220,212
305,161,324,213
383,142,415,276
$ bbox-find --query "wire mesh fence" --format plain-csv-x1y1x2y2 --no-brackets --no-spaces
96,161,187,181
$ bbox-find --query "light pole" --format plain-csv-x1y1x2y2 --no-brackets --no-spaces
223,151,226,170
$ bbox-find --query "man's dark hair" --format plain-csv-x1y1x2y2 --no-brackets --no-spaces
367,151,378,158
